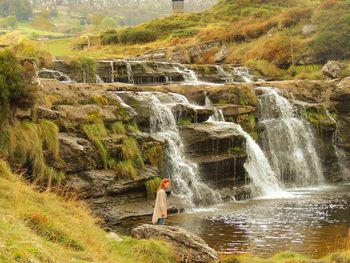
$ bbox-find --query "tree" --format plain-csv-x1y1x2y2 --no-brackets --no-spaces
6,15,17,29
101,17,117,30
0,50,37,123
0,0,33,21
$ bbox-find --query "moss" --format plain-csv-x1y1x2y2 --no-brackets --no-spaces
92,96,110,106
126,122,139,133
142,144,164,171
0,120,64,186
305,107,336,128
111,122,126,135
177,117,193,126
144,177,162,200
229,146,245,155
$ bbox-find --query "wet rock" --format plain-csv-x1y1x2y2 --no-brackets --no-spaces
219,104,255,117
322,61,347,79
66,166,158,198
331,77,350,113
180,122,245,157
132,224,218,263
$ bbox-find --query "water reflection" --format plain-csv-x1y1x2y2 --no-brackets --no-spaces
116,185,350,258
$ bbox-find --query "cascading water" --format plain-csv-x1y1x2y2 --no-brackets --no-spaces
38,68,72,83
215,66,234,83
205,94,225,122
233,67,253,83
257,87,324,186
233,124,284,197
205,95,283,197
125,61,135,84
173,65,200,84
116,91,222,206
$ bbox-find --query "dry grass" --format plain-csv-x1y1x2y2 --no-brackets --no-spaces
0,160,177,263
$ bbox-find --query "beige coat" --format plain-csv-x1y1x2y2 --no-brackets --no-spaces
152,189,167,224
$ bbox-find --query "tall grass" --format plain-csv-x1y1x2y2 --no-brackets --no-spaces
0,160,177,262
0,120,64,186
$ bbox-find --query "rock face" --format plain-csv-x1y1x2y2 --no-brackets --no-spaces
180,122,247,190
322,61,347,79
132,224,218,263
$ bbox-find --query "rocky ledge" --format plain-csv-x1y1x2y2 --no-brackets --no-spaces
132,224,218,263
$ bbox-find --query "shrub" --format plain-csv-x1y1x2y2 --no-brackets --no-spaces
101,17,117,30
101,31,119,45
0,49,37,123
119,28,157,44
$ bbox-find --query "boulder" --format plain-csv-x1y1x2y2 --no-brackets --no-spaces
214,45,228,63
132,224,218,263
302,24,316,36
219,104,255,117
52,133,97,173
322,61,347,79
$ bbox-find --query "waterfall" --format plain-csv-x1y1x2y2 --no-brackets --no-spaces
335,146,350,181
233,124,284,197
257,87,324,186
204,95,283,197
205,94,225,122
96,75,104,83
38,68,72,83
125,61,135,84
215,65,234,83
233,67,253,83
173,65,200,84
110,61,115,83
117,92,222,206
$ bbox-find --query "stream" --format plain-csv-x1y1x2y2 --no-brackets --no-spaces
116,184,350,258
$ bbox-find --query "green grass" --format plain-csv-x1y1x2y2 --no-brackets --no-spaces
17,22,66,38
0,160,177,263
145,177,162,200
0,120,64,186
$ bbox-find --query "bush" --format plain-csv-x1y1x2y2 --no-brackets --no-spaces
101,31,119,45
0,49,37,122
119,28,158,44
101,17,117,30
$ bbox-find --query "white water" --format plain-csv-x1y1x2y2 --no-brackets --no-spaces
233,67,253,83
257,87,324,186
117,91,222,206
335,146,350,181
205,94,225,122
173,65,200,84
204,94,285,198
38,68,72,83
125,61,135,84
215,65,234,83
96,75,104,83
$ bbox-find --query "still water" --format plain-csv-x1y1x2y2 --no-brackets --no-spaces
118,184,350,258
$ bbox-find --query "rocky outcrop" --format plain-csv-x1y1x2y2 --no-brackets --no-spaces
322,61,347,79
132,224,218,263
180,122,247,188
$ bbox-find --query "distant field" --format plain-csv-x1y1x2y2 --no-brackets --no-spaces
18,22,66,38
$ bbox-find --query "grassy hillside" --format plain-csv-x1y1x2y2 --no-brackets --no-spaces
0,160,176,263
95,0,350,79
